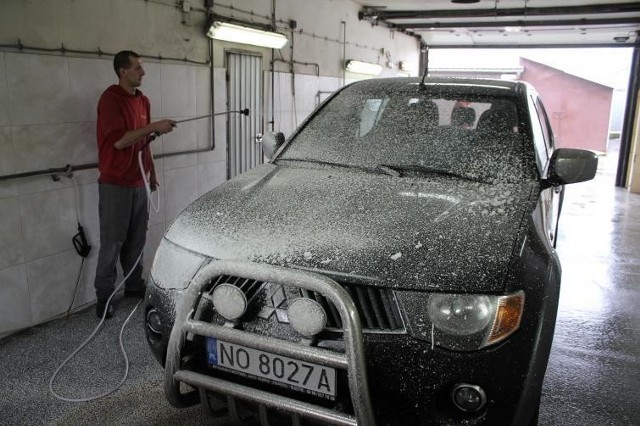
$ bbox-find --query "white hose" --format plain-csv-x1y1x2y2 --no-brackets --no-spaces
139,149,160,213
48,251,143,402
70,175,82,224
49,144,158,402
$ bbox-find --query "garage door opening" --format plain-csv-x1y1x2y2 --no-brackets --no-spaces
427,47,634,187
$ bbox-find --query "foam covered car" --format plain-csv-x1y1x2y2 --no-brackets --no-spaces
144,78,597,425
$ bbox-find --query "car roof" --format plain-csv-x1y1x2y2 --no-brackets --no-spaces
347,77,524,98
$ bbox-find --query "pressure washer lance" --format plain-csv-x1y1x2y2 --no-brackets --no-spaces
141,108,250,213
143,108,250,148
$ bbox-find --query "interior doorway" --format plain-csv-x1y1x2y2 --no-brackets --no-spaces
226,51,264,178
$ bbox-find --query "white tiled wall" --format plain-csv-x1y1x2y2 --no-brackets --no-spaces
0,54,10,126
0,51,228,337
26,249,82,324
6,54,72,125
0,126,14,184
161,64,197,118
0,199,24,270
19,187,77,262
0,265,31,333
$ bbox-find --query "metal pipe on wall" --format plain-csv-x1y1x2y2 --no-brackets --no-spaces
271,0,277,132
0,149,212,183
272,59,320,76
209,37,216,152
0,43,215,183
0,42,208,65
342,20,346,87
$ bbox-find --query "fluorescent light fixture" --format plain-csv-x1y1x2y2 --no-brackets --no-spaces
345,60,382,76
206,21,288,49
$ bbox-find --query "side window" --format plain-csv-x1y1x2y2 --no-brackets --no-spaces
534,97,554,152
528,95,550,172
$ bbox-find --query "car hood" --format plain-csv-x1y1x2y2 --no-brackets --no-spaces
165,164,536,292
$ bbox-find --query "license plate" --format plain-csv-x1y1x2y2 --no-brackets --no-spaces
206,337,336,398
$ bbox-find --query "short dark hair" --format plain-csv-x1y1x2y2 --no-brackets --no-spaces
113,50,141,77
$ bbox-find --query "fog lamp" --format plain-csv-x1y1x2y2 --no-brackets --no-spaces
212,284,247,321
146,308,162,334
288,298,327,336
451,383,487,412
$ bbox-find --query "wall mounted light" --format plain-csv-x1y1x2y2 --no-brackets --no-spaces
345,60,383,76
206,21,288,49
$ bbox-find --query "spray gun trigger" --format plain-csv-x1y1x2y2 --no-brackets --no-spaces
72,224,91,258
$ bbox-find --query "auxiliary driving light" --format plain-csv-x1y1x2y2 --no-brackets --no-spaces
451,383,487,412
288,298,327,337
212,284,247,321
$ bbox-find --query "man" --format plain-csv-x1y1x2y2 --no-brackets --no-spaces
94,50,176,318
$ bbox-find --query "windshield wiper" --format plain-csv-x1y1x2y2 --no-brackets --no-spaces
277,157,398,176
376,164,488,183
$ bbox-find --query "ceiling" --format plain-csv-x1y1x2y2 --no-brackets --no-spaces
353,0,640,48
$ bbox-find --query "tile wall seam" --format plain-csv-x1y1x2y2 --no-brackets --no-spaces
18,186,79,262
14,177,78,197
2,52,13,126
14,195,32,321
24,248,85,269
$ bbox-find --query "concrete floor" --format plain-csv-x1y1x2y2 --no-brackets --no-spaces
0,140,638,426
538,140,640,426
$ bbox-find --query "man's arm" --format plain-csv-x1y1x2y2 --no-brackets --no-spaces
113,119,176,150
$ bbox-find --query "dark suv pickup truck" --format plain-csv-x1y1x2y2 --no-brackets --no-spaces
144,78,597,425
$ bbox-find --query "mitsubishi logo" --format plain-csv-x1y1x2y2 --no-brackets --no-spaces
257,282,301,323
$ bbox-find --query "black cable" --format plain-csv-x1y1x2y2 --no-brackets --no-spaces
66,257,85,317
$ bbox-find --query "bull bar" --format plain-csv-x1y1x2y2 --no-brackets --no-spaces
163,259,376,426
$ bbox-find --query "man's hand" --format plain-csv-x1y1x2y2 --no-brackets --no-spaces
152,119,177,135
150,174,160,192
114,119,177,149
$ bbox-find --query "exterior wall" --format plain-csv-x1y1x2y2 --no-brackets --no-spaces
628,91,640,193
520,58,613,152
0,0,419,337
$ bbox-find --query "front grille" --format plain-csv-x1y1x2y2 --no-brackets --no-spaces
203,274,405,333
301,284,404,332
209,274,263,301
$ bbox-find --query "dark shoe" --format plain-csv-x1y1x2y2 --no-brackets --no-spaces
124,285,146,298
96,299,114,319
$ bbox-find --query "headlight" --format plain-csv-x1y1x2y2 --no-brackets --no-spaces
397,290,524,351
150,238,208,290
428,294,494,336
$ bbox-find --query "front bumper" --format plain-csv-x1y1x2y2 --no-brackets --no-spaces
145,260,552,426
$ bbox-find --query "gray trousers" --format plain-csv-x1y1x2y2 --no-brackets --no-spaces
94,183,149,300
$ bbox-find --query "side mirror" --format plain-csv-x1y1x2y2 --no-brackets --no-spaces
545,148,598,187
259,131,285,159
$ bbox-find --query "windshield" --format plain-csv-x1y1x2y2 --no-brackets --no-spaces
277,82,537,184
